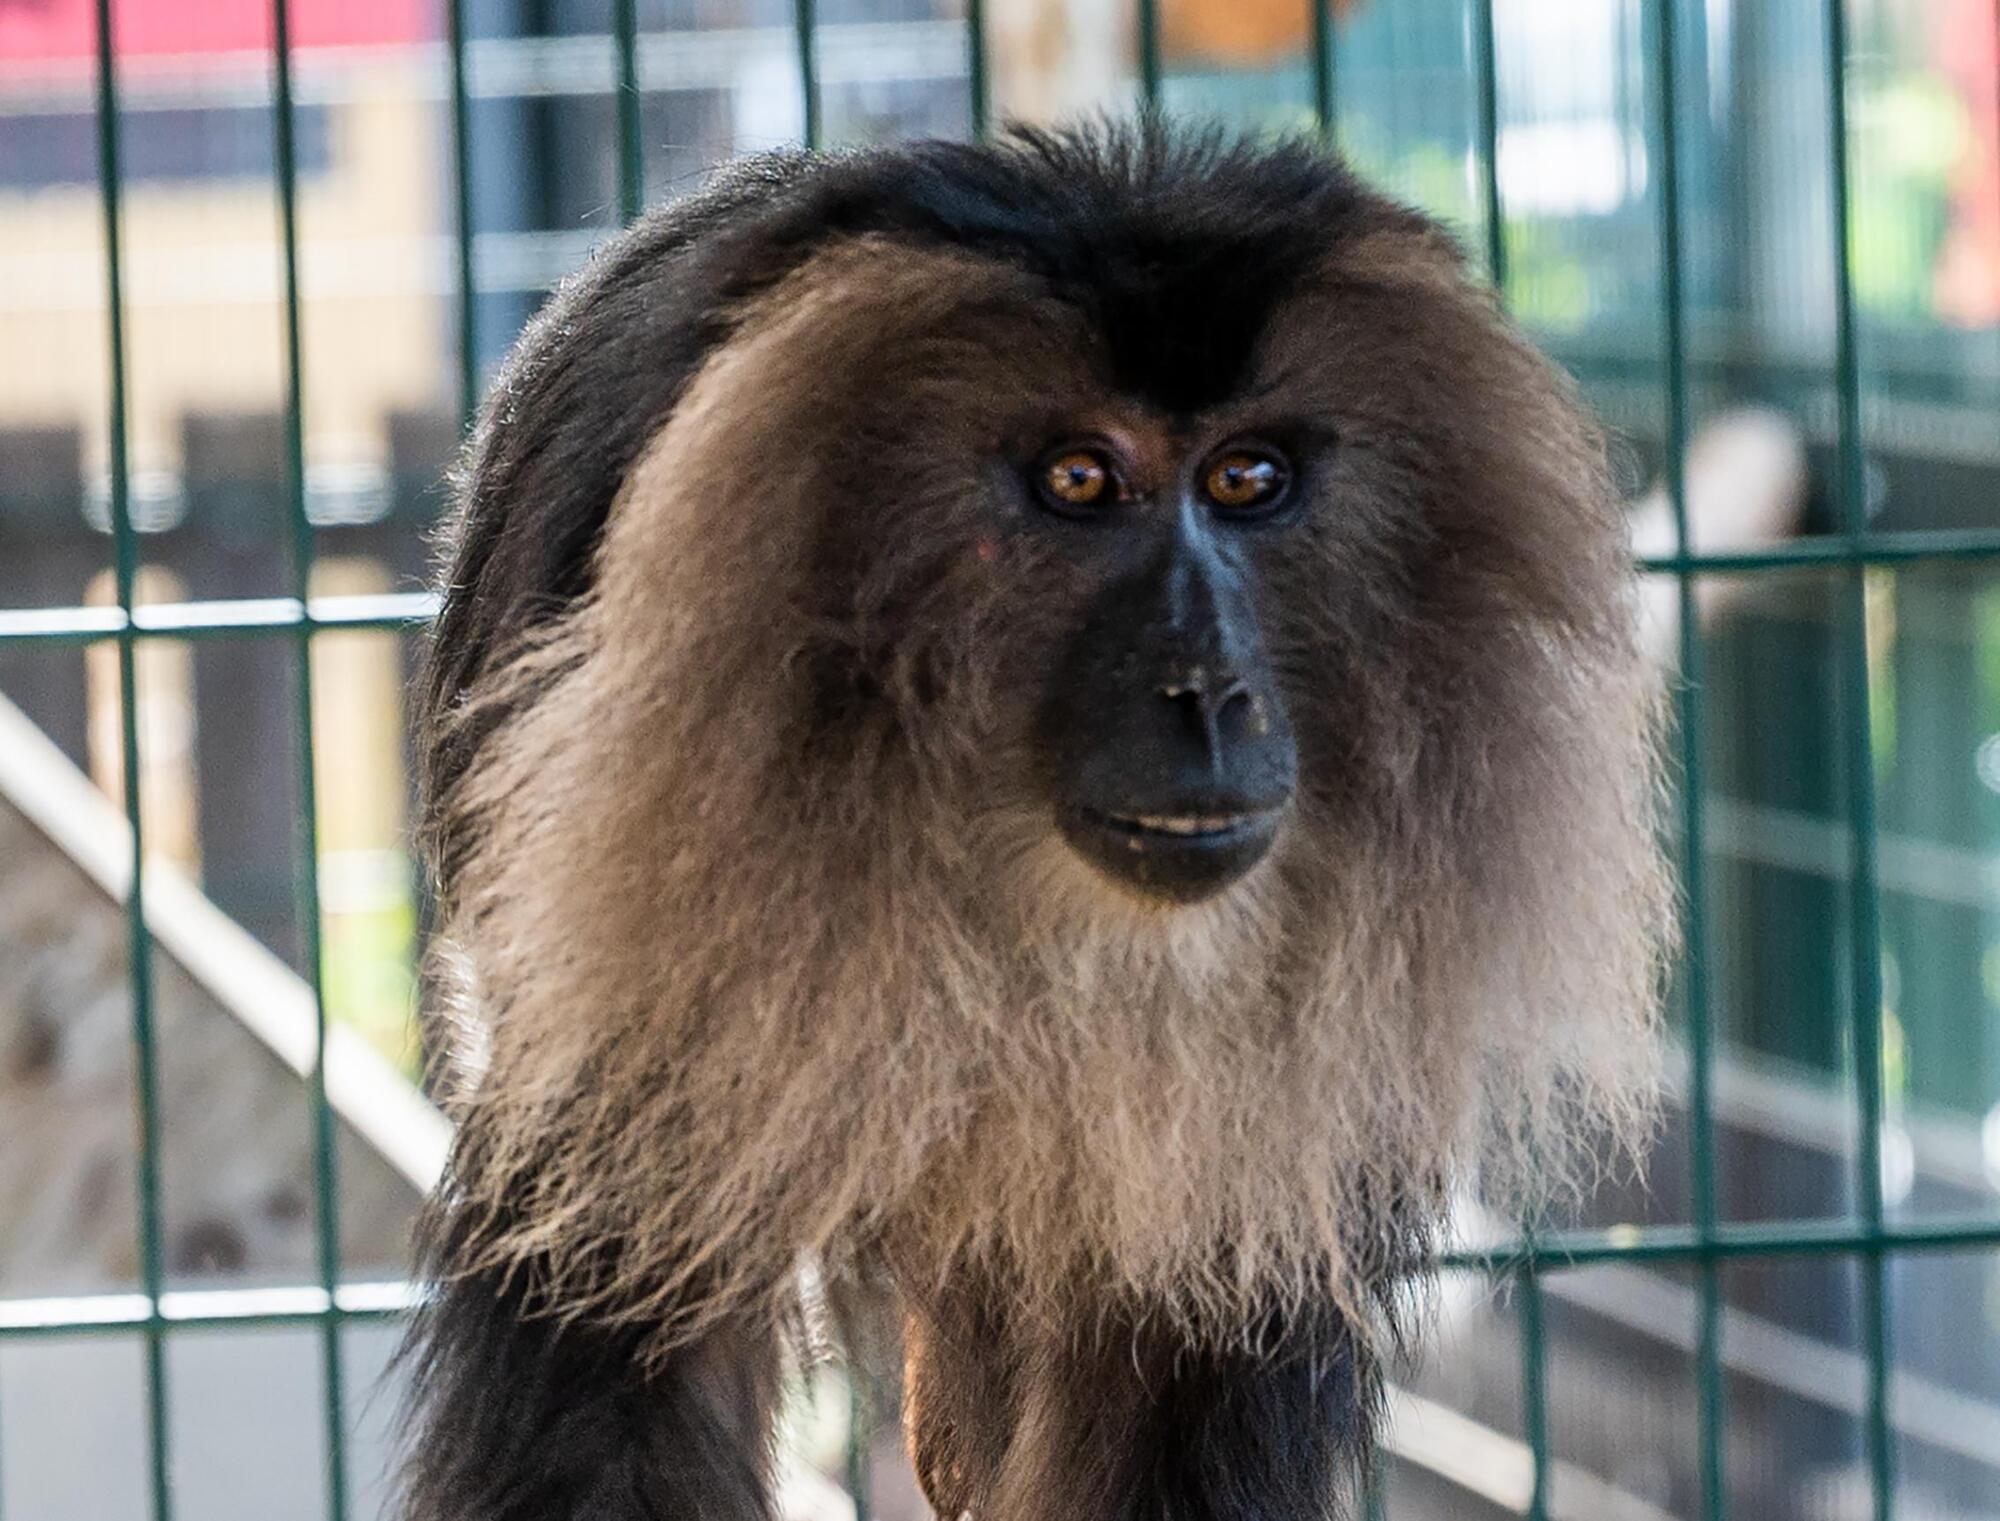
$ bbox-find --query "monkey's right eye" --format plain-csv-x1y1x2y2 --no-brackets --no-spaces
1035,449,1117,514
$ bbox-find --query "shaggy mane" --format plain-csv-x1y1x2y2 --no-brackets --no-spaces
422,129,1672,1362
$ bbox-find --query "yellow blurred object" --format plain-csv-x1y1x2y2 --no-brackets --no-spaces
1161,0,1365,66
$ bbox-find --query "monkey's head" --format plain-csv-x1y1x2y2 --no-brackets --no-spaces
426,127,1669,1344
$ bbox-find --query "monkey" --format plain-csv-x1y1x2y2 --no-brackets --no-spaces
402,124,1670,1521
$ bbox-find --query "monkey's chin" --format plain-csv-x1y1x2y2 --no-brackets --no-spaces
1058,803,1284,905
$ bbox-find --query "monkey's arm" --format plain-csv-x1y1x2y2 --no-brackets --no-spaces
906,1282,1374,1521
400,1203,782,1521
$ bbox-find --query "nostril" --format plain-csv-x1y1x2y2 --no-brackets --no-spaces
1158,675,1253,766
1208,678,1252,724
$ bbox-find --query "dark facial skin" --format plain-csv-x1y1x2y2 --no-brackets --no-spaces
1031,429,1302,904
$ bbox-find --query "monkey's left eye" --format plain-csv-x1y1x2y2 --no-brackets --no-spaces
1035,448,1119,515
1201,449,1290,518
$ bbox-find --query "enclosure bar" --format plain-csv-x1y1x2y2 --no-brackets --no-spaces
1361,1470,1386,1521
966,0,989,137
1517,1266,1550,1521
447,0,478,425
92,0,174,1512
1649,0,1726,1514
1137,0,1162,108
1821,0,1894,1513
1637,535,2000,571
1437,1212,2000,1272
270,0,350,1511
0,1284,418,1340
845,1373,873,1521
1470,0,1506,289
1310,0,1337,143
25,535,2000,646
795,0,821,149
0,593,442,645
613,0,644,222
7,1213,2000,1343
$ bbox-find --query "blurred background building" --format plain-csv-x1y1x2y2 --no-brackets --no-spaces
0,0,1996,1516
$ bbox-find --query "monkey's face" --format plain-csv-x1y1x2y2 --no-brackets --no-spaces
711,230,1624,928
772,282,1325,910
1030,429,1301,903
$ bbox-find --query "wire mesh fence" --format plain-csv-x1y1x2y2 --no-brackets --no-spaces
0,1,1997,1519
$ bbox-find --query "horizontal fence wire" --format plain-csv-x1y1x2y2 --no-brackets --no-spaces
3,2,1995,1518
15,534,2000,645
4,1215,2000,1342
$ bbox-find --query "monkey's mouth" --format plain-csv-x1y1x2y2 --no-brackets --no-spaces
1061,801,1285,903
1086,807,1276,842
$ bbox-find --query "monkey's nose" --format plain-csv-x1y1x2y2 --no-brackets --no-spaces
1158,673,1254,772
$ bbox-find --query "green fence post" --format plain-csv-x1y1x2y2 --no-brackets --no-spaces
1470,0,1506,291
447,0,479,426
269,0,350,1513
1650,0,1728,1516
1310,0,1337,146
1821,0,1895,1515
1518,1264,1551,1521
844,1365,873,1521
797,0,822,150
967,0,989,139
612,0,645,222
1137,0,1161,109
91,0,174,1513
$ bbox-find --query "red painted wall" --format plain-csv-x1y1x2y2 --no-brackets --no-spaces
0,0,430,63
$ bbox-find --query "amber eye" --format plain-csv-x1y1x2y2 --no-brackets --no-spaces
1202,449,1289,517
1037,449,1116,513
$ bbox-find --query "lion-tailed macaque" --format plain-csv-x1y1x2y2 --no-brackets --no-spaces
404,125,1668,1521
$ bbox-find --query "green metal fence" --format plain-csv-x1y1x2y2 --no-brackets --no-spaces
0,1,1997,1518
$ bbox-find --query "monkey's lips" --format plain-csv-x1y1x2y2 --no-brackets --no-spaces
1061,801,1285,904
1092,808,1272,840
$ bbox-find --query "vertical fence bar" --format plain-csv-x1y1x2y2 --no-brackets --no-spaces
269,1,349,1515
1137,0,1162,109
1470,0,1506,291
447,0,478,426
1821,0,1893,1516
613,0,644,222
844,1371,872,1521
795,0,821,150
92,0,173,1514
1360,1464,1386,1520
1518,1266,1550,1521
966,0,989,139
1310,0,1337,144
1651,1,1726,1516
